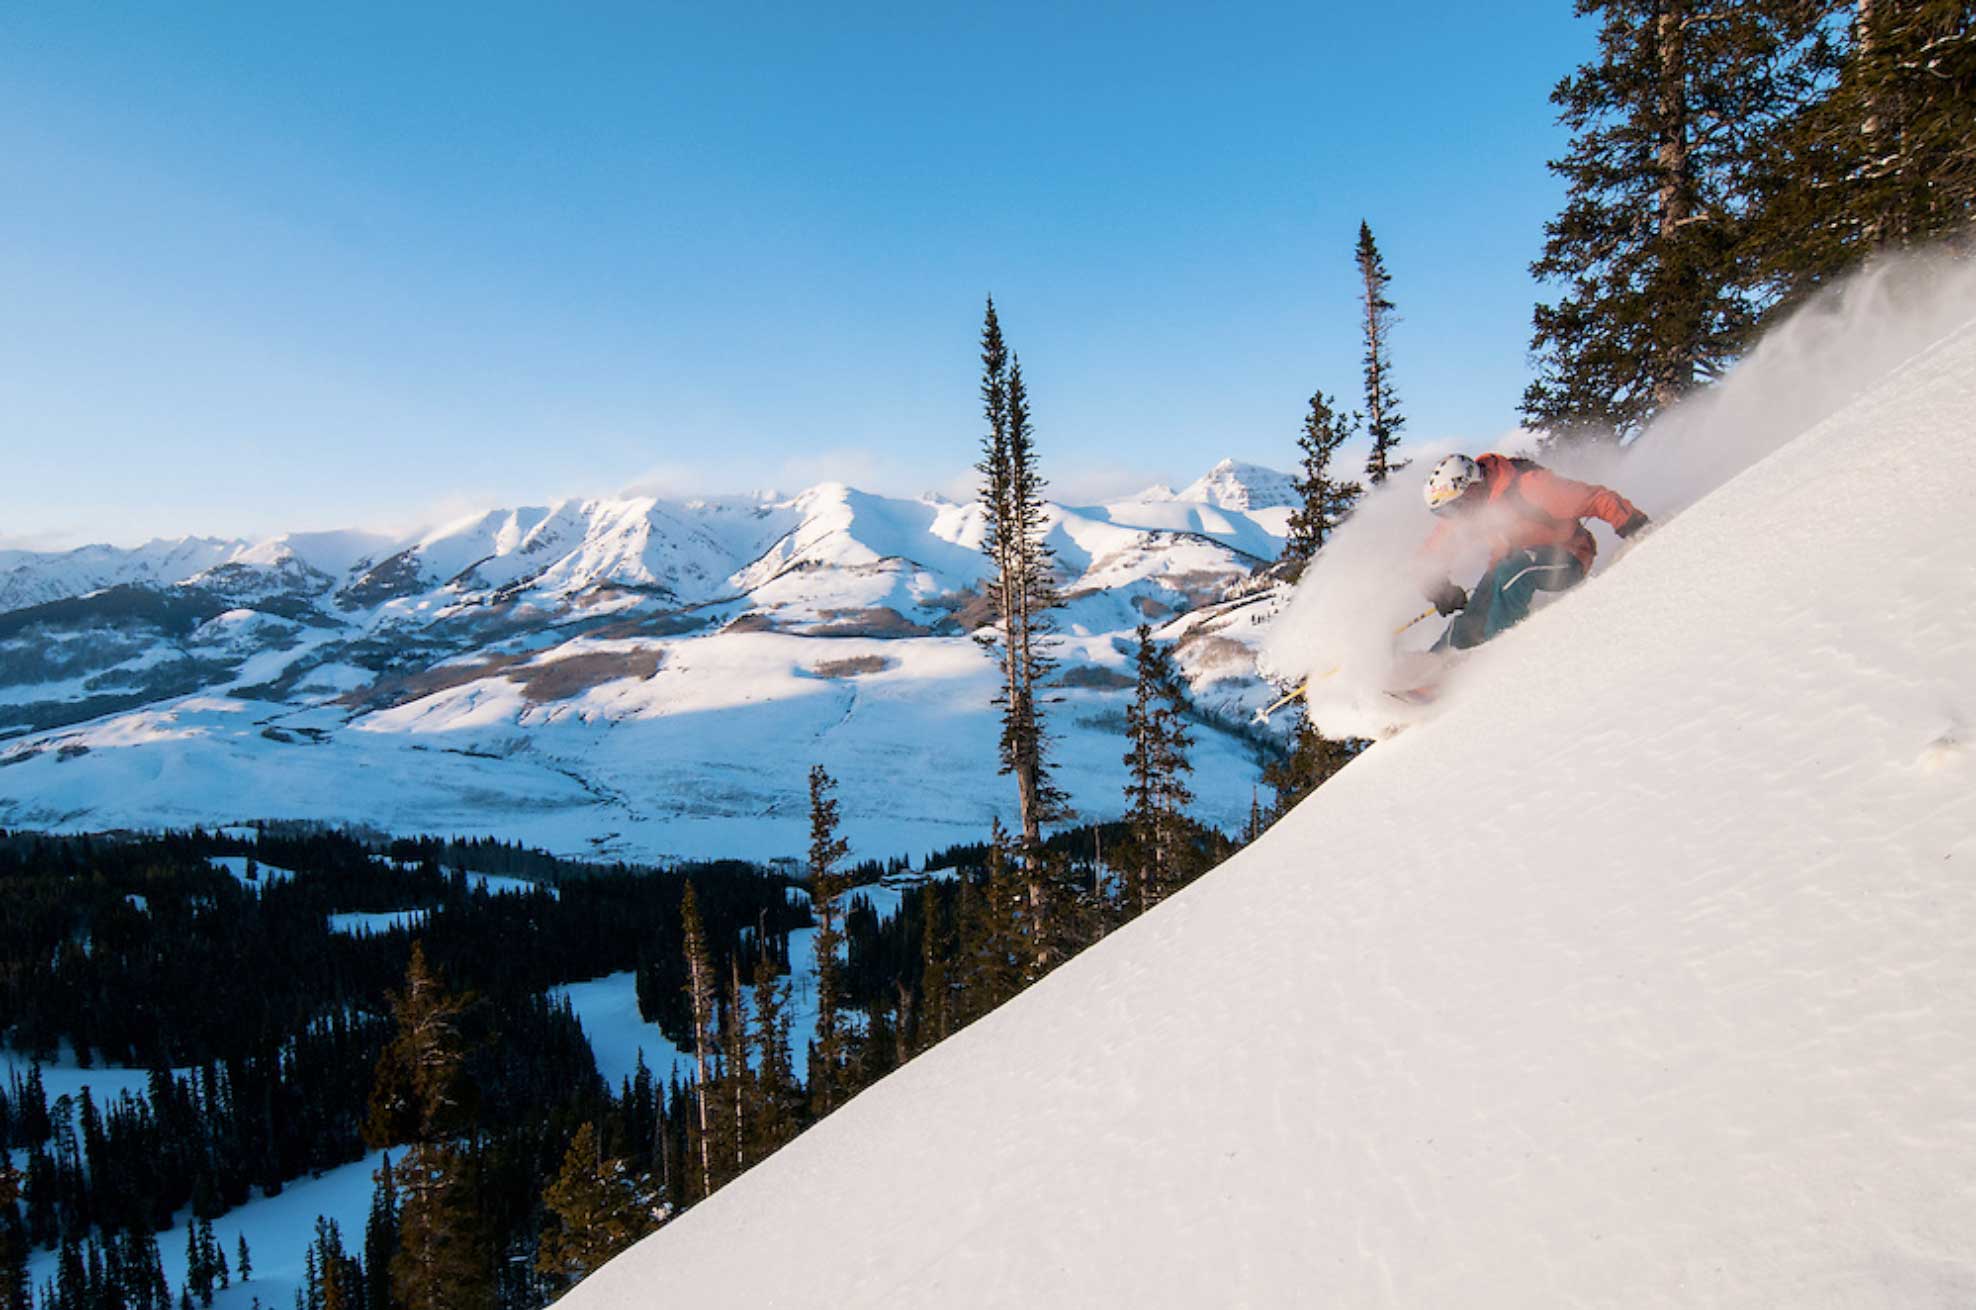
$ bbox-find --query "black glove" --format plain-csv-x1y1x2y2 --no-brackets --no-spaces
1427,579,1468,617
1617,510,1652,539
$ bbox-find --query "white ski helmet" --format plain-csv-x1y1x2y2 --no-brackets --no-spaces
1423,454,1481,514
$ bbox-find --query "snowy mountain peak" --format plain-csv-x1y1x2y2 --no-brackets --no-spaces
1175,459,1300,511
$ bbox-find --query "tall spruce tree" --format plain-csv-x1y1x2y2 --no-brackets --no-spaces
1118,625,1196,919
954,820,1024,1023
718,959,750,1180
364,945,487,1310
746,950,799,1161
1356,222,1407,483
535,1123,659,1292
302,1219,359,1310
975,299,1066,957
805,765,852,1115
678,884,718,1200
1525,0,1797,439
1283,392,1362,565
360,1160,394,1310
915,895,955,1053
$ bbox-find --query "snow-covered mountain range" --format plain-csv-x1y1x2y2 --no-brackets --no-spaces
0,460,1299,860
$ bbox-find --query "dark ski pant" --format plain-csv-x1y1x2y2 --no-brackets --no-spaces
1435,546,1585,651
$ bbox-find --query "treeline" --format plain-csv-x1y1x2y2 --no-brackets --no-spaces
0,829,816,1310
1528,0,1976,439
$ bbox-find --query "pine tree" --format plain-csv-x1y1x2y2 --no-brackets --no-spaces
1525,0,1798,439
185,1223,209,1306
1356,222,1407,484
364,946,486,1310
361,1160,395,1310
198,1220,221,1298
955,820,1025,1021
1262,705,1362,817
915,892,954,1052
235,1235,251,1285
678,884,718,1200
1282,392,1362,565
1118,625,1197,919
746,950,799,1161
389,1145,483,1310
303,1219,359,1310
1747,1,1976,302
975,299,1067,960
535,1124,659,1292
718,959,750,1180
805,766,851,1116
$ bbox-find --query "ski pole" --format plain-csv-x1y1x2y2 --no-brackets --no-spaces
1254,682,1307,723
1391,605,1437,636
1252,607,1438,724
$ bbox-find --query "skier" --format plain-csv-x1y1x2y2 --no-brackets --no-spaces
1416,452,1650,651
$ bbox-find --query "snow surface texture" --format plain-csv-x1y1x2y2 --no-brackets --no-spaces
563,284,1976,1305
0,465,1287,862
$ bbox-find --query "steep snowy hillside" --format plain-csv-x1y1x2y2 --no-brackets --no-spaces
0,464,1292,859
561,322,1976,1306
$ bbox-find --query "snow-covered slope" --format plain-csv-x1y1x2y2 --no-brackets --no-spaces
0,465,1293,859
561,323,1976,1304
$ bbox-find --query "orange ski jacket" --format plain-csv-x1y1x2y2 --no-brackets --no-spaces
1420,454,1643,574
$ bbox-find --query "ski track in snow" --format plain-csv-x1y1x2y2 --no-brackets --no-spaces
561,320,1976,1305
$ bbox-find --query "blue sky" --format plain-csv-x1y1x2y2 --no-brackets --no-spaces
1,2,1593,548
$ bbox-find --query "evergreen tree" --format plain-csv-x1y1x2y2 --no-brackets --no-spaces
1525,0,1797,439
235,1235,252,1285
975,299,1067,957
389,1144,483,1310
718,959,750,1180
915,892,955,1052
365,945,473,1148
678,884,718,1200
954,821,1025,1022
198,1219,222,1297
1263,705,1362,818
805,767,851,1116
302,1219,360,1310
56,1232,82,1310
361,1159,395,1310
1118,626,1196,919
535,1123,658,1292
1356,222,1406,483
1282,392,1362,565
185,1222,209,1306
746,951,799,1161
364,946,486,1310
1747,1,1976,302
